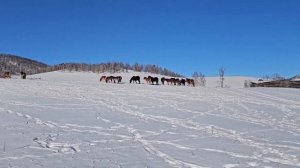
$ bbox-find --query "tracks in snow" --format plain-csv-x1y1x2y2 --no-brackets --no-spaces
1,79,300,167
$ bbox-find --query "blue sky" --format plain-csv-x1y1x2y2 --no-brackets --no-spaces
0,0,299,77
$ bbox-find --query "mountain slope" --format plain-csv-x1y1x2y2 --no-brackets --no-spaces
0,54,49,75
291,75,300,81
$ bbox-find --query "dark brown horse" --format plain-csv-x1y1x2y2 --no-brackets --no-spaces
105,76,113,83
174,78,181,85
165,78,173,85
161,77,177,85
116,76,122,83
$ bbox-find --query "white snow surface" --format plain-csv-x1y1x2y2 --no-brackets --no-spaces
0,71,300,168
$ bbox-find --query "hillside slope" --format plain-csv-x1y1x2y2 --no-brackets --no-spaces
0,54,182,77
0,54,49,75
0,71,299,167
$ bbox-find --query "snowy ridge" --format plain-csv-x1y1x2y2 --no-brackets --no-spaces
0,71,299,167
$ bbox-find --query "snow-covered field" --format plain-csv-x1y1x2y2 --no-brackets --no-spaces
0,71,300,168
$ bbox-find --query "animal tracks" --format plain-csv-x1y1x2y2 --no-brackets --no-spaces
33,135,79,154
1,76,300,167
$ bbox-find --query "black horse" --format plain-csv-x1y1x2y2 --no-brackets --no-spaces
161,77,165,85
130,76,140,84
21,71,26,79
180,79,186,86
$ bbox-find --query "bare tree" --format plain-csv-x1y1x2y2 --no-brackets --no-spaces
192,72,206,87
219,67,225,88
262,75,270,81
271,73,284,81
133,63,143,72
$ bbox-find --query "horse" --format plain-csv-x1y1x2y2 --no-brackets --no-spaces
161,77,174,85
186,78,195,87
105,76,114,83
180,79,186,86
100,76,106,82
130,76,140,84
170,78,176,85
20,71,26,79
165,78,173,85
101,76,122,83
144,77,151,84
161,77,165,85
116,76,122,83
0,71,11,78
174,78,181,85
146,76,159,85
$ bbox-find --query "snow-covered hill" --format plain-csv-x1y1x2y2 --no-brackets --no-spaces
0,71,299,168
25,70,258,88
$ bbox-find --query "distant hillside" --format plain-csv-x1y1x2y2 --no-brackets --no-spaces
290,75,300,81
0,53,183,77
0,54,49,75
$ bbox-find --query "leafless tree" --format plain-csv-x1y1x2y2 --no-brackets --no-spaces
192,72,206,87
262,75,270,81
219,67,225,88
271,73,284,81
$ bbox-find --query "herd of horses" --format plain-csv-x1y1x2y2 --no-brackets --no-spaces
100,75,195,87
1,71,194,87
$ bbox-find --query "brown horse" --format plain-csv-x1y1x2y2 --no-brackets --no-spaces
161,77,178,85
144,77,151,84
114,76,122,83
104,76,122,83
0,71,11,78
186,78,195,87
100,76,106,82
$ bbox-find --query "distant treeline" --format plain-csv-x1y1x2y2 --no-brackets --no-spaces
0,53,183,77
249,80,300,88
51,63,183,77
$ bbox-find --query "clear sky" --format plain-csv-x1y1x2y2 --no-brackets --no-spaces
0,0,299,77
